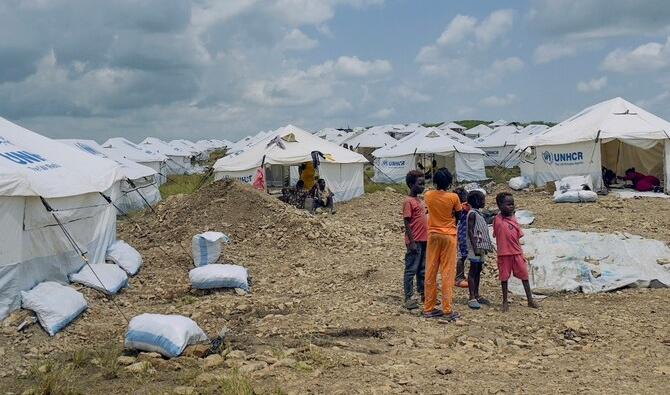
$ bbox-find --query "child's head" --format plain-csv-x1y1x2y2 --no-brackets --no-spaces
625,167,636,176
433,168,453,191
496,192,515,217
467,190,486,209
405,170,426,195
296,180,305,189
454,187,468,203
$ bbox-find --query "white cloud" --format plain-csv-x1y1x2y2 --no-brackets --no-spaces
533,42,578,64
395,85,431,103
277,28,318,51
476,9,515,46
601,37,670,73
491,57,525,74
312,56,392,77
636,91,670,109
436,15,477,46
577,76,607,93
480,94,518,107
371,107,394,119
430,9,514,50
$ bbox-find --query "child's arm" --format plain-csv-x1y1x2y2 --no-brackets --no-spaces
403,217,417,251
467,212,481,256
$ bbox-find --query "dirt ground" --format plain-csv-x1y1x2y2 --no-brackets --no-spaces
2,180,670,394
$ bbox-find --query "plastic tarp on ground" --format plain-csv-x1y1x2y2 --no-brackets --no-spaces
214,125,367,202
508,229,670,294
59,139,161,214
371,127,487,183
0,117,122,319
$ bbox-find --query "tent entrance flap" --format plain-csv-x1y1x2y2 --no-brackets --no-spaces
601,139,664,180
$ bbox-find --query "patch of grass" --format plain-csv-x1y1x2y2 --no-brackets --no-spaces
207,149,227,166
95,345,122,380
218,371,255,395
160,174,212,198
486,166,520,185
28,361,79,395
70,349,91,368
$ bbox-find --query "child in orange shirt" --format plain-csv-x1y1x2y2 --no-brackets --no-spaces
423,169,462,320
493,192,539,312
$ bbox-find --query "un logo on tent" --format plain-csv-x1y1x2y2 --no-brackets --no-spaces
542,151,553,165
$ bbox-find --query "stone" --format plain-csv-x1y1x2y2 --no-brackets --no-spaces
564,320,584,332
183,344,210,358
173,386,195,395
125,361,155,374
138,352,163,361
542,348,558,356
274,358,297,368
203,354,224,369
436,366,453,375
655,366,670,375
226,350,247,360
116,356,137,366
239,361,268,374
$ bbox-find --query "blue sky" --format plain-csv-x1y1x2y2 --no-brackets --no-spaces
1,0,669,142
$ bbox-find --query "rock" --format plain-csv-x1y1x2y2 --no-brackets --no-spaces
125,361,155,374
564,320,584,332
274,358,297,368
226,350,247,360
138,352,163,361
224,359,243,369
116,356,137,366
183,344,210,358
173,386,195,395
436,366,453,375
234,288,248,296
240,361,268,374
203,354,224,369
494,338,506,348
655,366,670,375
542,348,558,356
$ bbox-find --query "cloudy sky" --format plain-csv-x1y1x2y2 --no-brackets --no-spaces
1,0,670,143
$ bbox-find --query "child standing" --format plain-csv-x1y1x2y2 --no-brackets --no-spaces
423,169,462,320
465,190,495,309
454,187,470,289
402,171,428,310
493,192,539,312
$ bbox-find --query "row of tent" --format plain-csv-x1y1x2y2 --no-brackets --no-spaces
0,118,234,319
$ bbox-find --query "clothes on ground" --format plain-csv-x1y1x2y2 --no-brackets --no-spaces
424,233,457,314
497,254,529,282
424,190,462,235
467,209,495,259
493,214,524,256
625,172,661,192
300,162,316,190
457,202,471,258
404,241,426,301
403,197,428,245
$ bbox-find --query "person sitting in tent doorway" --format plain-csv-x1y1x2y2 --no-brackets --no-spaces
291,180,309,209
620,167,661,192
311,178,335,214
299,162,317,190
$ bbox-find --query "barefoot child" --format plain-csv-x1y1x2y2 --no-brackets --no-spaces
465,190,495,309
454,187,470,289
423,169,462,320
493,192,539,312
402,170,428,310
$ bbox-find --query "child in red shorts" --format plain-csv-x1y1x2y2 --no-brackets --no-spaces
493,192,539,312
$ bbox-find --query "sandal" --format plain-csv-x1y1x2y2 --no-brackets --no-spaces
423,309,444,318
468,299,481,310
443,311,461,321
476,297,491,305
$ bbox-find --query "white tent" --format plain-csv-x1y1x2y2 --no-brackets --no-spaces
443,122,466,133
316,128,351,145
464,124,494,139
489,119,508,128
342,126,397,159
0,118,123,319
214,125,368,202
371,126,487,183
516,97,670,191
474,125,535,167
59,139,161,213
140,137,195,175
170,139,208,161
102,137,168,185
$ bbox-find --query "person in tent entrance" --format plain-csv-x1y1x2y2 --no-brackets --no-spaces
621,167,661,192
402,170,428,310
465,190,495,309
454,187,470,289
311,178,336,214
299,161,317,190
423,168,462,320
493,192,539,312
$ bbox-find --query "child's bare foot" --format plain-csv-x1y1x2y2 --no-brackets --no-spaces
501,302,509,312
528,300,539,309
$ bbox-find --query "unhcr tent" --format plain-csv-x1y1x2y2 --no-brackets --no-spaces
443,122,466,133
140,137,194,175
342,126,397,159
372,126,487,183
316,128,351,145
60,139,161,213
474,125,537,167
516,97,670,191
464,124,493,139
170,139,208,161
489,119,508,128
102,137,168,185
214,125,367,202
0,118,123,319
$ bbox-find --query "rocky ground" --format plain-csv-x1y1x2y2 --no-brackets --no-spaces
1,180,670,394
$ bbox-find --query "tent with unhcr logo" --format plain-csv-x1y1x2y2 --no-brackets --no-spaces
515,97,670,192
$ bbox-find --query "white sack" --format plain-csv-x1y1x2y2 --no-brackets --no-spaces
515,210,535,225
510,229,670,294
106,240,143,275
189,264,250,292
69,264,128,294
191,232,230,267
509,176,531,190
556,175,594,193
21,282,88,336
124,313,208,358
553,190,598,203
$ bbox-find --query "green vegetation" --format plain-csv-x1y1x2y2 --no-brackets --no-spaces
486,166,520,184
455,120,491,129
159,173,213,198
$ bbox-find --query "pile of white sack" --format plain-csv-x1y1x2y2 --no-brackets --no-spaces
553,175,598,203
